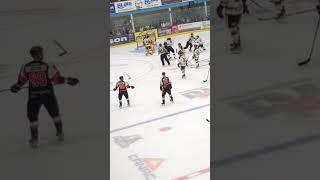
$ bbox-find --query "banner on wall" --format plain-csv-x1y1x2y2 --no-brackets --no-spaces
158,28,172,36
114,1,137,13
161,0,182,5
110,34,135,46
113,0,162,13
110,3,116,14
200,20,210,29
171,25,179,34
177,22,201,32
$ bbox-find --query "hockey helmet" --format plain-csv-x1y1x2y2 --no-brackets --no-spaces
119,76,124,80
30,46,43,58
162,72,165,76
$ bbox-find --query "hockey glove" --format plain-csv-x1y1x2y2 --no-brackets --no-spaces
130,86,135,89
10,84,21,93
113,88,117,91
216,5,224,19
66,77,79,86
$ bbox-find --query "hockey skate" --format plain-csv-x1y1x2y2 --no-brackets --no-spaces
161,100,165,105
196,63,200,68
170,96,174,102
182,74,186,78
275,6,286,19
127,100,130,106
28,138,38,148
230,42,241,54
56,132,64,142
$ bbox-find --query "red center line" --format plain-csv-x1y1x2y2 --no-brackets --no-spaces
173,167,210,180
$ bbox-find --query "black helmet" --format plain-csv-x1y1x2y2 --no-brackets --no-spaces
159,43,162,46
119,76,124,80
30,46,43,57
162,72,165,76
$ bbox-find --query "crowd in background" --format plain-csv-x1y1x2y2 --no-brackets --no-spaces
110,15,208,36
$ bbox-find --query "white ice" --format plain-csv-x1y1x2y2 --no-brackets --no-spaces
110,31,210,180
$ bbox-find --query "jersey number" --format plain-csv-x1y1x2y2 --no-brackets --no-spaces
29,72,48,88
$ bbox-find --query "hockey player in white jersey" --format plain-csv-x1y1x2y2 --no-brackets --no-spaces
192,44,201,68
216,0,248,53
177,43,185,59
271,0,286,19
177,50,188,78
195,35,206,51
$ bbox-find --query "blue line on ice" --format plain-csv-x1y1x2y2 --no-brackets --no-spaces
110,103,210,134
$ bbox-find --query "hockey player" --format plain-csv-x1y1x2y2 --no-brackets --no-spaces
195,35,206,51
177,50,188,78
192,44,201,68
177,43,185,59
113,76,135,108
160,72,173,105
216,0,248,53
165,37,176,59
184,33,196,52
158,43,170,66
143,34,155,56
271,0,286,19
10,46,79,148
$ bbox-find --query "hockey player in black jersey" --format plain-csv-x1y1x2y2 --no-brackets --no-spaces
113,76,135,108
164,38,176,59
160,72,173,105
10,46,79,148
184,33,195,52
158,43,170,66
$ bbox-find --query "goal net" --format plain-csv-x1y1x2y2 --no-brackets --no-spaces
134,29,158,49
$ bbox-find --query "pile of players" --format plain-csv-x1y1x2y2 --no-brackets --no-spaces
157,33,206,78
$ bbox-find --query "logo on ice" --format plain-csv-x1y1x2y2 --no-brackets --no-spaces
129,154,165,180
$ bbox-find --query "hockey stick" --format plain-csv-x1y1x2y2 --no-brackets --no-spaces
203,68,210,82
258,8,316,21
298,16,320,66
126,73,132,79
53,40,68,56
0,86,28,94
206,118,210,122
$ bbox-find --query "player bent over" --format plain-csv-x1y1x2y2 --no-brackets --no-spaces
193,44,201,68
158,43,170,66
113,76,135,108
195,35,206,51
10,46,79,148
177,51,188,78
160,72,173,105
217,0,247,53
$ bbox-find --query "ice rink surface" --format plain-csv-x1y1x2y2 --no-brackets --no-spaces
213,0,320,179
110,31,210,179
